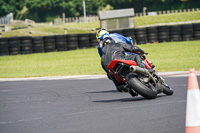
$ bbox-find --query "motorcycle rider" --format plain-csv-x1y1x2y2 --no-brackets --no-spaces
97,29,134,57
96,29,150,94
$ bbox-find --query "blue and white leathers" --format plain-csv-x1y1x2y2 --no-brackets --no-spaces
98,33,134,57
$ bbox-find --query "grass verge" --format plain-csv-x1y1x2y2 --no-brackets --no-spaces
134,11,200,27
0,40,200,78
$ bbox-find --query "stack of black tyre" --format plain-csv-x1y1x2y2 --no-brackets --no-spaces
146,26,158,43
0,38,9,56
43,36,55,52
169,25,182,42
32,36,43,53
135,28,147,44
158,26,170,42
181,24,193,41
66,34,78,50
8,37,21,55
20,36,32,54
78,33,90,49
110,29,124,35
89,33,98,47
55,35,67,51
193,23,200,40
123,28,135,43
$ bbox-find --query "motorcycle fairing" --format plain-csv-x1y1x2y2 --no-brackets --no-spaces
108,59,137,71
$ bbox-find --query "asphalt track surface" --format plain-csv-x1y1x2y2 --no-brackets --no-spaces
0,75,200,133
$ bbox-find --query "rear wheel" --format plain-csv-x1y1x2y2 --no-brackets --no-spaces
125,73,157,99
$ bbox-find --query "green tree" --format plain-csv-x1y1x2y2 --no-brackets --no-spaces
1,0,200,22
0,0,25,19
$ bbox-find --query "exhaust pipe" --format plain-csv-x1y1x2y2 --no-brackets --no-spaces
129,65,156,85
129,65,149,75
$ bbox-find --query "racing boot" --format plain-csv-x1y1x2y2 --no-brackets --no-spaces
116,84,129,92
128,88,138,97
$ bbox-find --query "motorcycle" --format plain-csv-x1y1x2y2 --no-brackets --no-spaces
108,55,173,99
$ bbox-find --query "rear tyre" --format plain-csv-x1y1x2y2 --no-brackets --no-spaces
125,73,157,99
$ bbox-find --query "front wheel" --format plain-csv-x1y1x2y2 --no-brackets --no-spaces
125,73,157,99
162,83,173,95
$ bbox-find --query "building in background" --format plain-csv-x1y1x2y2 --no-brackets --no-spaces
99,8,135,30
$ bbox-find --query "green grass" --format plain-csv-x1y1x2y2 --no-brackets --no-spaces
139,41,200,72
0,40,200,78
134,11,200,27
2,11,200,37
3,21,100,37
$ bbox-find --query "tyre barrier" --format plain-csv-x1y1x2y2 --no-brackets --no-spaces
170,25,181,42
147,26,158,43
32,36,43,53
44,36,56,52
158,26,170,43
89,33,98,47
0,38,9,56
193,23,200,40
181,24,193,41
0,23,200,56
8,36,21,55
55,35,67,51
78,33,90,49
135,28,147,44
66,34,78,50
109,29,124,35
123,28,135,43
20,36,33,54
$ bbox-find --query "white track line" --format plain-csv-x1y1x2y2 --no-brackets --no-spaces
0,71,199,82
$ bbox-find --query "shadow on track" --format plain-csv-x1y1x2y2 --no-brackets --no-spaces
92,96,146,103
92,95,165,103
87,90,119,93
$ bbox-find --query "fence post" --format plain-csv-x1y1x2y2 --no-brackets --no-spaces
62,13,65,24
28,25,32,36
64,28,67,34
143,7,147,16
66,18,68,23
162,11,166,14
0,25,2,37
91,28,95,33
69,17,71,23
95,16,99,21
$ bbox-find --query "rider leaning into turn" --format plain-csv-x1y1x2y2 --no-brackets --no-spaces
96,29,153,93
97,29,134,57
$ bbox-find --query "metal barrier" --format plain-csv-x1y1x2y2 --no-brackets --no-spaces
0,13,14,24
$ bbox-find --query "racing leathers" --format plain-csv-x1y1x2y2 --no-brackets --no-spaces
98,33,133,57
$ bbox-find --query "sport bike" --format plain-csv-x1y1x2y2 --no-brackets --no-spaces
108,56,173,99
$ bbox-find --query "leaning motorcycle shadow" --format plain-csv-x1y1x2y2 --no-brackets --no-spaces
87,90,119,94
92,94,166,103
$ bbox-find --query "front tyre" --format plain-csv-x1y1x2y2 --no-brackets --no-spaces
162,83,173,95
125,73,157,99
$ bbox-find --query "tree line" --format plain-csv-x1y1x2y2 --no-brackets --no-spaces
0,0,199,22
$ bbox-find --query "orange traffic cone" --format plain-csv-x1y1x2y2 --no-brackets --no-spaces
185,69,200,133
